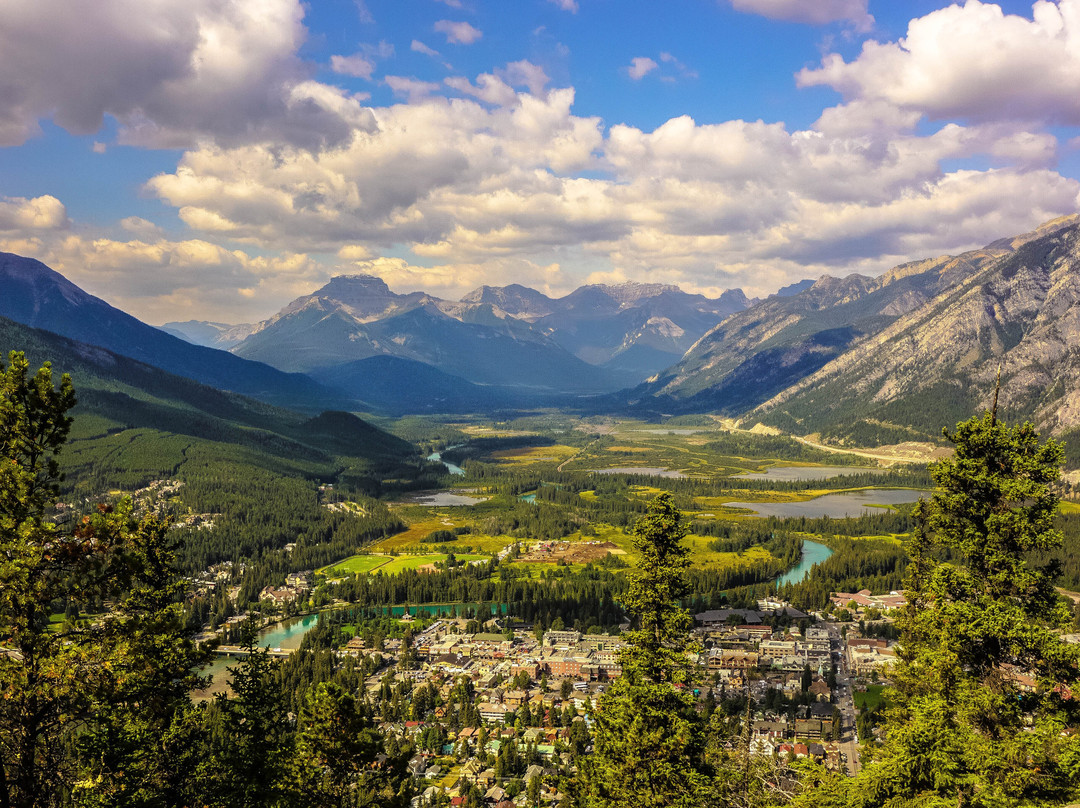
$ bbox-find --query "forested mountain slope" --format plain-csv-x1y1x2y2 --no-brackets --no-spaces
0,315,417,495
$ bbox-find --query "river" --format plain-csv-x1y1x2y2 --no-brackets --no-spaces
194,613,320,699
775,539,833,587
427,447,465,476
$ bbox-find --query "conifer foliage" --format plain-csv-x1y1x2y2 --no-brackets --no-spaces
800,411,1080,807
577,492,715,808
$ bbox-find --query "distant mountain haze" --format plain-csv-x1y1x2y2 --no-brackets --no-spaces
8,213,1080,443
0,252,343,411
203,275,757,393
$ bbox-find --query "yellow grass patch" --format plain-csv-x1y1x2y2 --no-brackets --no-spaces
487,444,578,464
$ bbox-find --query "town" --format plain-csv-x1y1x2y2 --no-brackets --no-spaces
198,582,908,807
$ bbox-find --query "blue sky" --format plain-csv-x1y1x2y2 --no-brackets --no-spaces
0,0,1078,323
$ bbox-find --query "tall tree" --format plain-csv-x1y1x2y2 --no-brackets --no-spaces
0,352,205,808
576,493,715,808
798,411,1080,807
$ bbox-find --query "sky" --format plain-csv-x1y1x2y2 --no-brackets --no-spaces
2,0,1080,324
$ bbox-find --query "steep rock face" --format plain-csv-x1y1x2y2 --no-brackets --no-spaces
638,247,1004,409
232,276,614,391
459,284,555,319
534,283,752,375
751,215,1080,437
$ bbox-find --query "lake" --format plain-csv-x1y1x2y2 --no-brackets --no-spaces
404,491,486,506
194,613,320,699
724,488,923,519
775,539,833,586
592,467,688,478
735,465,889,482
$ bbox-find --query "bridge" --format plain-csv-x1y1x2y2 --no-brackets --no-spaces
212,645,293,658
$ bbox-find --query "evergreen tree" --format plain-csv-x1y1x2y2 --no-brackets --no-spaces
799,411,1080,807
0,352,206,807
576,493,715,808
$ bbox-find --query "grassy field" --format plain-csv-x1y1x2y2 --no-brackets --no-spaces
319,554,390,576
854,685,886,710
684,535,776,570
487,444,579,465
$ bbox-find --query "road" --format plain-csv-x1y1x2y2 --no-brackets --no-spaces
824,622,861,776
793,435,948,466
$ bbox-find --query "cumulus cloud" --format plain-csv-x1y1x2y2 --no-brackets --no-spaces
445,60,551,106
135,76,1080,305
0,195,70,232
548,0,579,11
0,0,376,150
434,20,483,45
0,231,328,322
385,76,442,101
729,0,873,31
627,57,658,80
119,216,167,240
798,0,1080,125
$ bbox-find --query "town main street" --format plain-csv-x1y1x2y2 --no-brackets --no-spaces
825,623,861,776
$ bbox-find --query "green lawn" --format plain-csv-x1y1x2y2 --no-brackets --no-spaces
377,553,487,574
318,554,390,576
854,685,886,710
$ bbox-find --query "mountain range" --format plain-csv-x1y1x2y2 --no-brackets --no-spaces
165,275,752,395
635,214,1080,448
0,252,338,412
5,213,1080,451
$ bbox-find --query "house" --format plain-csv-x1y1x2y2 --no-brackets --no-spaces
479,703,510,723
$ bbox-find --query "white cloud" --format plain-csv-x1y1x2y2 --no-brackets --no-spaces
435,0,465,8
353,0,374,24
412,39,440,57
330,54,376,79
548,0,579,12
385,76,442,101
0,0,376,150
729,0,873,31
92,142,107,154
798,0,1080,125
136,78,1080,307
119,216,166,240
444,61,551,106
627,57,658,80
659,52,699,80
434,20,483,45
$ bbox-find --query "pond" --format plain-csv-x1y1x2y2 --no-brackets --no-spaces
724,488,923,519
194,613,320,699
592,467,688,478
734,465,890,482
